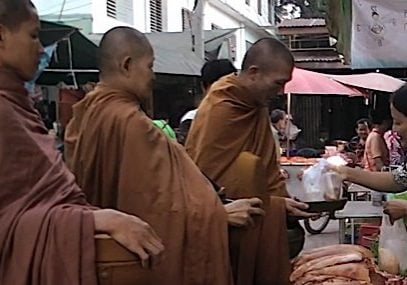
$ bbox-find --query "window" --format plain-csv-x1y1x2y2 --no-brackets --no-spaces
182,8,192,31
246,0,250,5
258,0,262,15
107,0,116,18
106,0,134,25
150,0,163,32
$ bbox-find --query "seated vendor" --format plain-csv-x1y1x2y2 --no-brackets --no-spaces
348,118,371,167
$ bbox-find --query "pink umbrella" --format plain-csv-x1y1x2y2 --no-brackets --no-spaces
283,68,366,158
327,73,405,93
285,67,366,96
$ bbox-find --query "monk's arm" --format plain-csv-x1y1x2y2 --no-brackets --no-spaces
93,209,164,268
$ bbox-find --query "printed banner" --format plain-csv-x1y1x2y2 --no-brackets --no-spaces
351,0,407,68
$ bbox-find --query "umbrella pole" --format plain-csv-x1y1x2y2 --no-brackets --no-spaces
286,92,291,158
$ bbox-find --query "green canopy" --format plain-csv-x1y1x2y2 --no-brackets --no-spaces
38,20,98,85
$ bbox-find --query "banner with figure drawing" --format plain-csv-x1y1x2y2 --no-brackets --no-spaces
351,0,407,68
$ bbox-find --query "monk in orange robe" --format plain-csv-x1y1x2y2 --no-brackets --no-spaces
0,1,163,284
65,27,266,285
186,38,316,285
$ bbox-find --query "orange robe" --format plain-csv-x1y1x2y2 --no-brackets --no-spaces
186,74,292,285
65,84,232,285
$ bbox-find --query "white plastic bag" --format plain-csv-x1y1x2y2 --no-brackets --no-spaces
286,120,301,141
302,159,343,202
379,215,407,275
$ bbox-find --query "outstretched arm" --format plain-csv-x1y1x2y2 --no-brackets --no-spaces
332,166,404,193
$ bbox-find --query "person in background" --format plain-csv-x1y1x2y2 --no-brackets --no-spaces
0,1,163,284
384,129,405,166
270,109,291,179
270,109,287,160
330,85,407,224
348,118,371,167
363,112,391,171
178,59,237,145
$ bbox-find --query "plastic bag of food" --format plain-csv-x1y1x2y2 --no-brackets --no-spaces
302,159,343,202
379,214,407,275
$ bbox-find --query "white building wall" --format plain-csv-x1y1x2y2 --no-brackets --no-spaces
35,0,149,34
92,0,149,34
204,2,245,67
35,0,270,65
205,1,270,68
133,0,149,32
165,0,186,32
92,1,129,34
216,0,271,27
245,28,261,45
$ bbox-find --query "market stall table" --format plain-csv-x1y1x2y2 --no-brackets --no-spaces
347,183,373,201
335,201,383,244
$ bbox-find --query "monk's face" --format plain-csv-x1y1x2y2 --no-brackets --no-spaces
0,7,43,81
128,48,155,99
253,63,293,102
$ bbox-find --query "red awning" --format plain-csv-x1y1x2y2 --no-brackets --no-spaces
285,68,366,96
327,73,405,93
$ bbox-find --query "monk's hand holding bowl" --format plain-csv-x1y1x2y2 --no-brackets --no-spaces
284,198,318,219
94,209,165,269
224,198,265,227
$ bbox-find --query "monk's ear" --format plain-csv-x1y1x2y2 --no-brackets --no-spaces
120,56,132,77
246,65,260,79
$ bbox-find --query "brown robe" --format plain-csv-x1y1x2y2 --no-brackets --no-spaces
186,74,292,285
65,84,232,285
0,70,96,285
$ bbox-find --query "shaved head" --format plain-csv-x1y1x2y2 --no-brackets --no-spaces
242,37,294,72
0,0,35,30
238,37,294,103
98,26,152,76
98,27,155,100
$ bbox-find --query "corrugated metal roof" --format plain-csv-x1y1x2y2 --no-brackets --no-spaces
291,49,342,63
294,55,341,62
278,18,326,28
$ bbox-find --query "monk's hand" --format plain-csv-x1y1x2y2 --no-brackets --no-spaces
284,198,318,219
224,198,265,228
93,209,164,269
383,200,407,225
